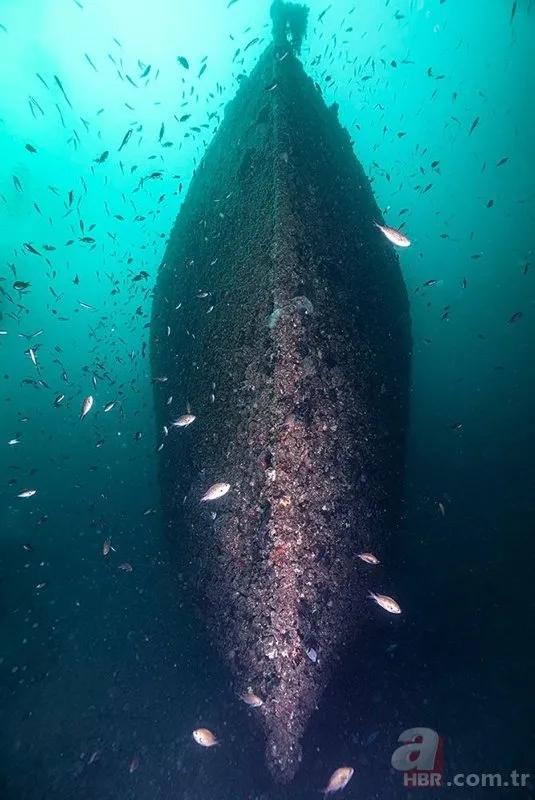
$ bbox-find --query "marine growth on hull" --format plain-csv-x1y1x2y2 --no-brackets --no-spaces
150,0,411,783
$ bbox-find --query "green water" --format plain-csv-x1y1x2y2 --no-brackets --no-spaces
1,1,533,798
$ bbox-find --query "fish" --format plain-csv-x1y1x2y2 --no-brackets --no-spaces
119,562,133,572
25,144,37,153
507,311,522,324
374,222,411,248
85,53,98,71
240,691,264,707
13,281,31,290
192,728,218,747
80,395,94,420
128,752,140,773
171,414,196,427
94,150,109,163
469,116,480,135
102,537,112,555
358,552,380,565
23,243,41,256
53,74,73,108
118,129,132,151
177,55,189,69
363,730,379,746
17,489,37,498
496,157,509,167
200,482,231,502
54,394,65,407
368,592,401,614
103,401,115,413
510,0,517,24
8,438,20,445
322,766,354,795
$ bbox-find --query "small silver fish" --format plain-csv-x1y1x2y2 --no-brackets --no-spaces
192,728,218,747
103,401,115,413
323,766,354,795
358,552,380,565
240,691,263,707
369,592,402,614
80,395,94,420
17,488,36,498
363,730,379,746
201,482,230,502
54,394,65,407
374,221,411,248
172,414,196,428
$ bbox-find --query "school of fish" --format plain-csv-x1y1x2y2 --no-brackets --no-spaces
0,0,528,794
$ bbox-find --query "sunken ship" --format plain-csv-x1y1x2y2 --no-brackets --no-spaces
150,0,411,784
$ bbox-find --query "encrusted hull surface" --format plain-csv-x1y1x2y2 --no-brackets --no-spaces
151,19,411,783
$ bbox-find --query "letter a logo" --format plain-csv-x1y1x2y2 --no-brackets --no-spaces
391,727,443,773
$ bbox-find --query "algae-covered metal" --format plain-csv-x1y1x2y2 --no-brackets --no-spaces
151,0,411,783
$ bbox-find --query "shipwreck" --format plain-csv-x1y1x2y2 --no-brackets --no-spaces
150,0,411,783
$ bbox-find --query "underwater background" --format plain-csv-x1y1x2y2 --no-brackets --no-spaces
1,0,534,798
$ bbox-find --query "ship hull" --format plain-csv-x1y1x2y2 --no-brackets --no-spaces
151,39,411,783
